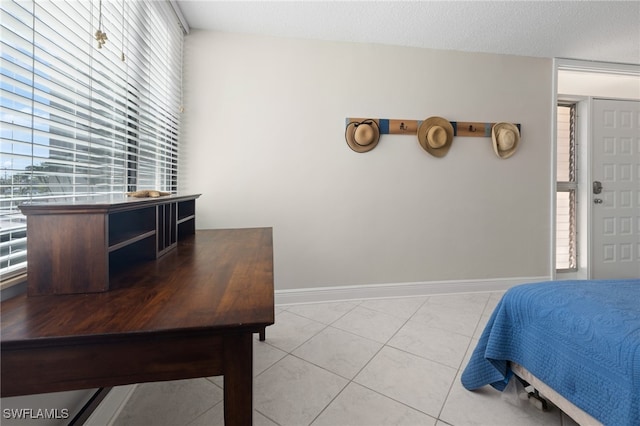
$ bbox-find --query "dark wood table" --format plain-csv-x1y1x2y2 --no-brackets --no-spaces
0,228,274,426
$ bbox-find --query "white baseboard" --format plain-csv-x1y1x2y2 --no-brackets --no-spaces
84,384,137,426
275,276,550,305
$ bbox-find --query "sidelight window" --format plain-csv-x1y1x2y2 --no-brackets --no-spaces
556,103,578,271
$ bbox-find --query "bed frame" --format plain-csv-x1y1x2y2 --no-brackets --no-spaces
511,362,602,425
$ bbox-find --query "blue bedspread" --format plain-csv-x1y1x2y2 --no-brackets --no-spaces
461,279,640,426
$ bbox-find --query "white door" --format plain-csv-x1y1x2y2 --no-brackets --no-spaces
591,99,640,279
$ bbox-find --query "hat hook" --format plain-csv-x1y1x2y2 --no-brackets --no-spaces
354,119,375,127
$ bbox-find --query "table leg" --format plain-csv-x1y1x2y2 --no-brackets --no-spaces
259,327,266,341
223,333,253,426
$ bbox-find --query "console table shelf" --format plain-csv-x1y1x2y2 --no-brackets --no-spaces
178,215,195,224
108,230,157,252
19,193,200,296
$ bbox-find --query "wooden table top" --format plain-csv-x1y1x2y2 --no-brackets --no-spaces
1,228,274,349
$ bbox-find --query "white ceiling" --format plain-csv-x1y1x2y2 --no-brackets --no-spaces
175,1,640,65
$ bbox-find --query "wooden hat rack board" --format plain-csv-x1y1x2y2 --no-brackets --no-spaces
344,117,521,159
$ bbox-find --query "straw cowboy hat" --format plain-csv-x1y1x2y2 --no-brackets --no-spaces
417,116,454,157
492,122,520,159
345,119,380,153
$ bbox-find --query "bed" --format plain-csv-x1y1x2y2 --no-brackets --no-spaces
461,279,640,426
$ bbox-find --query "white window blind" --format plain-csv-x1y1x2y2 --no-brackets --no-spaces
0,0,183,280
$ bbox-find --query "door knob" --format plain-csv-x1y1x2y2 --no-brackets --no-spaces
593,181,603,194
594,198,603,204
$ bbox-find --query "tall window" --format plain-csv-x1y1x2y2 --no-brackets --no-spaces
0,0,183,280
556,104,577,271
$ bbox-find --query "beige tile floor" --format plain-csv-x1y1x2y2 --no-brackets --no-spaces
113,292,581,426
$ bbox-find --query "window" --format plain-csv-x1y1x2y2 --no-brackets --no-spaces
0,0,183,281
556,104,577,271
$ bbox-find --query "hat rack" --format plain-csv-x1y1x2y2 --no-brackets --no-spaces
345,118,521,137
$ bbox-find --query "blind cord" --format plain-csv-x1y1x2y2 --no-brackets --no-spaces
95,0,107,48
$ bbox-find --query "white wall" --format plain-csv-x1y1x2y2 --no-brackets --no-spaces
558,70,640,100
181,31,553,291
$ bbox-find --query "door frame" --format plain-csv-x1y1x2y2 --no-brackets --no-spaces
552,59,640,280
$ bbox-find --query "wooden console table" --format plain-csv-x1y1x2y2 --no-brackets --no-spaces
0,228,274,426
19,194,201,295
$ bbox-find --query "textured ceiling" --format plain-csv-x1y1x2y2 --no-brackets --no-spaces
175,1,640,65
